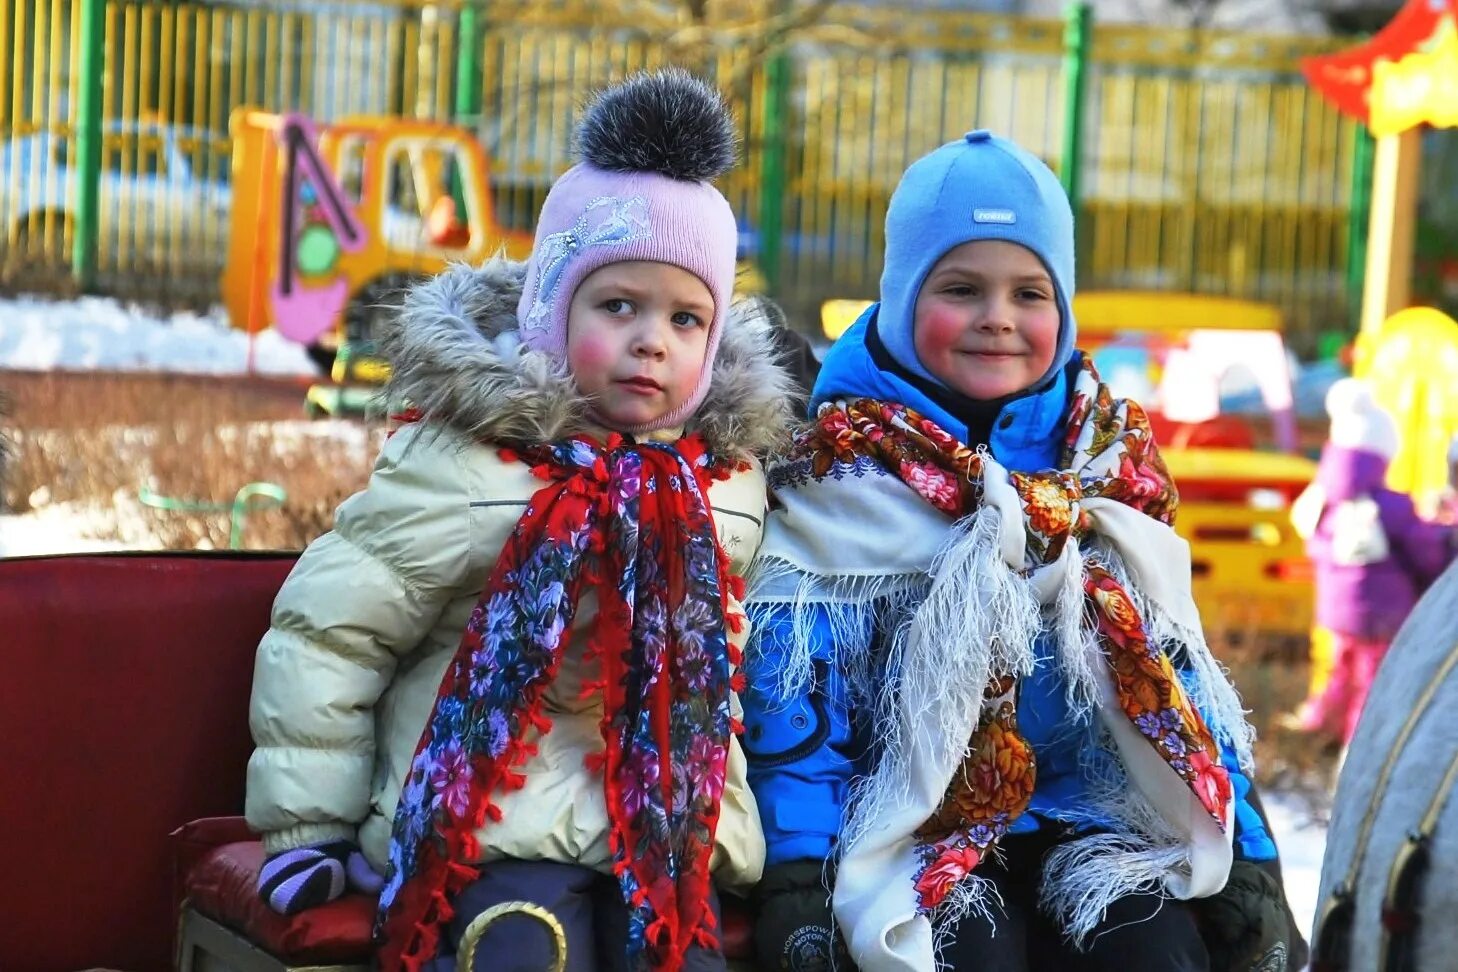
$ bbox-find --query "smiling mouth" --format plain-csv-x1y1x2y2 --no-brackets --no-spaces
961,350,1020,359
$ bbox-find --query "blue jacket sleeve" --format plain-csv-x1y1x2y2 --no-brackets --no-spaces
1224,748,1277,862
741,601,861,866
1174,665,1276,862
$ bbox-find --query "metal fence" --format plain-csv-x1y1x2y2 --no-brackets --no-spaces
0,0,1358,345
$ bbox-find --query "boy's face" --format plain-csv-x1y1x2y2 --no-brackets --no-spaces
566,260,714,429
912,240,1061,401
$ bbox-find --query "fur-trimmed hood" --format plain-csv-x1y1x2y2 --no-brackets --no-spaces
382,258,797,460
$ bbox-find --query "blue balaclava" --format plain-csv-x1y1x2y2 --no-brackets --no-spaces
877,129,1077,393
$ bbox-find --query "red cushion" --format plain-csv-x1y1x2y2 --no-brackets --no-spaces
0,553,299,972
178,831,755,964
186,838,376,964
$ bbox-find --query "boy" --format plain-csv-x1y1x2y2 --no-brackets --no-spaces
742,131,1297,972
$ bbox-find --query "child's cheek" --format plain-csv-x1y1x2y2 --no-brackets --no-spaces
669,357,702,403
915,301,965,360
567,329,618,386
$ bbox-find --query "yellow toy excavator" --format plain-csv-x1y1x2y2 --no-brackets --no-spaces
221,109,533,413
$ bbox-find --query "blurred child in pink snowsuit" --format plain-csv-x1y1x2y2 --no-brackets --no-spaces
1434,433,1458,527
1289,379,1455,745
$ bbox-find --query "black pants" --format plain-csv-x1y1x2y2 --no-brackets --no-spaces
422,858,726,972
939,829,1210,972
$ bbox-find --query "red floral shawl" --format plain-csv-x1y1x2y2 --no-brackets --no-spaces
375,433,746,972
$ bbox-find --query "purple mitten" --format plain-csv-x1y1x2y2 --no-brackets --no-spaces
345,848,384,895
259,840,381,915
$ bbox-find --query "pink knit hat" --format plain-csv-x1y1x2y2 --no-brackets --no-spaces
516,70,739,432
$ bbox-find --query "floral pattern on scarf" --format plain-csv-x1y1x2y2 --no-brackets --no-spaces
777,357,1230,914
375,433,745,972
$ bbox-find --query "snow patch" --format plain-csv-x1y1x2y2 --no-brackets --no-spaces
1264,789,1329,954
0,294,316,375
0,491,160,558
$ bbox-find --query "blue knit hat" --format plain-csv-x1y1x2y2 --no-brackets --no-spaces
877,129,1077,391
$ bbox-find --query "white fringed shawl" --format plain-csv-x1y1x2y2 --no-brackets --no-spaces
749,411,1249,972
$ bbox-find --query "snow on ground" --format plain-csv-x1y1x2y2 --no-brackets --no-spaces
0,293,316,375
0,490,160,558
1264,790,1330,951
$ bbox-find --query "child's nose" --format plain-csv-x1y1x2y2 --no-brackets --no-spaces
632,320,669,358
979,299,1016,332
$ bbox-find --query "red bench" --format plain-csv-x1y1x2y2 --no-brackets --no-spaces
1,552,752,971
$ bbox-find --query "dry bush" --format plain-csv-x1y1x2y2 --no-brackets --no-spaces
1,371,379,550
140,420,378,550
1213,623,1338,802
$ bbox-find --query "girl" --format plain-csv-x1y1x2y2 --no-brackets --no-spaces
1288,378,1453,745
244,70,794,972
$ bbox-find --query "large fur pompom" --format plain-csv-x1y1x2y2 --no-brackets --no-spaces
574,68,738,182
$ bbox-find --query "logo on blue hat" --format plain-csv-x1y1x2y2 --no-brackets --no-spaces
973,208,1016,225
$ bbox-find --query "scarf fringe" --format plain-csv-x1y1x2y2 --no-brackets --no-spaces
1045,540,1102,726
1039,834,1190,948
840,509,1041,862
746,554,929,706
1029,716,1194,947
930,872,1004,965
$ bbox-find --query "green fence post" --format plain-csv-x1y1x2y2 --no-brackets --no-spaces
1059,2,1092,220
1344,124,1376,335
71,0,106,290
757,0,791,296
451,1,483,215
454,2,482,124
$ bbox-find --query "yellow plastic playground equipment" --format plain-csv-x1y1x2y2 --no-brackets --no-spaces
823,291,1319,646
1076,292,1318,647
1356,306,1458,508
221,109,533,409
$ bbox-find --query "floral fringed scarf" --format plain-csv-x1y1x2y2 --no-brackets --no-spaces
755,356,1243,966
375,433,745,972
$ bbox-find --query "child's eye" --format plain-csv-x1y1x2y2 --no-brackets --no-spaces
602,298,633,315
942,284,976,298
671,311,704,329
1016,288,1051,301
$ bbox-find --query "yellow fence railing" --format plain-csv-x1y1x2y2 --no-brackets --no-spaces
1,0,1354,345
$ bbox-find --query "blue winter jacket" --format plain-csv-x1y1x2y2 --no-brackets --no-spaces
741,307,1276,868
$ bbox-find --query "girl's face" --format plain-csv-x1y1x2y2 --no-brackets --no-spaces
912,239,1061,401
565,260,715,429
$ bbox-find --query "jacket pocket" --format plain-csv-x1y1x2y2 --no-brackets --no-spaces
742,664,833,769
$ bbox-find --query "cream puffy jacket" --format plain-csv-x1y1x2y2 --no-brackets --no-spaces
245,258,796,892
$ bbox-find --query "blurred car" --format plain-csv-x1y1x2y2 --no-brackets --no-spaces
1,121,231,259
